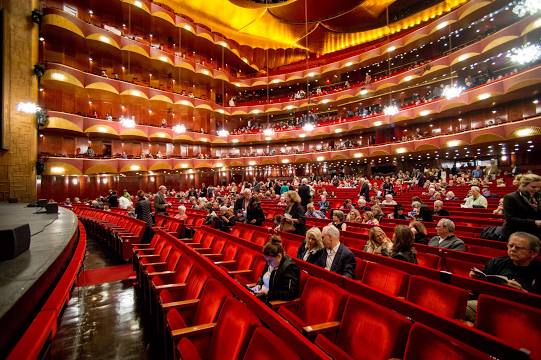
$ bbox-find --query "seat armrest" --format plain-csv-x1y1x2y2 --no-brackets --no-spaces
214,260,236,266
268,298,301,310
162,299,200,309
138,254,159,258
202,253,222,258
155,283,186,290
141,262,166,267
148,270,175,277
303,321,341,335
171,323,216,338
193,247,212,252
228,269,252,275
134,247,155,253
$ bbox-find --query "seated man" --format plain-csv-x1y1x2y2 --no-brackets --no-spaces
305,202,325,219
433,200,450,216
462,186,488,208
321,225,356,278
470,232,541,294
428,219,466,251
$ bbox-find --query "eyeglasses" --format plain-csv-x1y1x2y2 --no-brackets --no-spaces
507,243,531,251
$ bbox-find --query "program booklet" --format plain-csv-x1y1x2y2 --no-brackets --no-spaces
471,267,509,285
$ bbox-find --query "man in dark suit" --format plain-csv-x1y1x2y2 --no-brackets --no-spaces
502,176,541,240
234,188,252,217
428,219,465,251
359,179,370,201
154,185,171,215
298,178,312,207
322,225,356,278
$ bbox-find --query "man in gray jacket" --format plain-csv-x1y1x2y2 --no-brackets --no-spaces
428,218,466,251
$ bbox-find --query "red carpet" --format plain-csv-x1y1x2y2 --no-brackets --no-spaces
78,264,135,286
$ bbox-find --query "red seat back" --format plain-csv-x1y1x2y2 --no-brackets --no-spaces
476,294,541,360
406,276,469,319
192,279,232,325
297,277,347,325
361,261,410,297
404,323,491,360
242,327,301,360
416,252,440,269
443,257,484,277
354,257,366,280
251,232,269,246
316,295,411,360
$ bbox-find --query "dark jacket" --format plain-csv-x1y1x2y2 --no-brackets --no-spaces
433,209,450,217
286,203,306,236
257,255,300,302
414,232,428,245
359,183,370,200
246,204,265,226
154,192,168,214
502,191,541,240
234,196,250,215
392,249,418,264
135,198,153,227
329,243,356,278
483,256,541,294
296,243,326,267
298,184,312,207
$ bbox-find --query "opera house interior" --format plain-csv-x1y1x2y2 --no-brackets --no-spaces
0,0,541,358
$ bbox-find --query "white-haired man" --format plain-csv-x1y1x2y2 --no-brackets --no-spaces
428,218,465,251
321,225,356,278
462,186,488,208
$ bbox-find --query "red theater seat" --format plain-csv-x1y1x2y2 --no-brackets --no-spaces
406,276,469,319
404,323,491,360
416,252,440,269
361,261,409,297
354,257,366,280
242,327,301,360
444,257,485,277
278,277,347,334
315,295,411,360
476,294,541,360
176,298,261,360
158,264,208,304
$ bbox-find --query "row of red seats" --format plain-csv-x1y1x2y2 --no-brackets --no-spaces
231,222,541,309
7,221,87,360
130,230,328,359
75,207,145,260
183,225,539,359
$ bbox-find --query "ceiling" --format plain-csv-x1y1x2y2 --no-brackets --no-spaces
158,0,469,54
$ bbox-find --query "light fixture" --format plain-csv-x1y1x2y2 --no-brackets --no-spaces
119,116,136,128
263,128,275,137
512,0,541,17
17,102,41,114
172,124,186,134
508,43,541,65
383,104,399,116
217,128,229,137
302,123,315,132
442,85,464,99
478,93,491,100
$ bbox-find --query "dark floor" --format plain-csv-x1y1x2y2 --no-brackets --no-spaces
50,235,152,360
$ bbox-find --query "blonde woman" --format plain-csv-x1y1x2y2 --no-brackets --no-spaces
283,190,307,235
502,173,541,240
362,211,379,226
296,227,326,267
346,208,362,223
364,226,393,256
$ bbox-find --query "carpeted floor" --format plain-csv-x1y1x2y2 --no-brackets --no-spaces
78,264,135,286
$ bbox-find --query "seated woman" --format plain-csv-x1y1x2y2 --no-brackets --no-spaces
389,205,407,220
409,221,428,244
174,205,188,221
364,227,393,256
371,205,385,222
296,227,326,267
251,235,300,303
346,208,361,223
391,225,418,264
362,211,380,226
340,199,353,211
493,198,504,215
329,210,347,231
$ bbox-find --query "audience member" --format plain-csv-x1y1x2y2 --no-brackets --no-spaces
251,235,300,303
330,210,347,231
463,186,488,208
296,227,326,267
175,205,188,221
391,225,417,263
321,225,356,278
135,189,153,243
409,221,428,244
305,202,325,219
364,226,393,256
246,197,265,226
501,174,541,240
433,200,450,216
428,219,465,250
283,190,307,235
154,185,172,215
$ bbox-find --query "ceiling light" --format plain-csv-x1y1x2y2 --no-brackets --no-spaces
477,93,491,100
281,159,289,164
50,167,65,174
516,128,534,137
217,128,229,137
263,128,275,136
16,102,41,114
130,165,140,171
303,123,315,132
334,128,342,133
232,139,239,143
442,85,464,99
359,89,368,96
420,110,431,116
317,156,325,161
383,104,399,116
119,116,136,128
508,43,541,65
512,0,541,17
172,124,186,134
374,121,383,126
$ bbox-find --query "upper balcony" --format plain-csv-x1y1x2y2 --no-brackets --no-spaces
41,62,541,145
41,115,541,175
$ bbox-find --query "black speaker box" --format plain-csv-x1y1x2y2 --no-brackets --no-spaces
45,202,58,214
0,224,31,260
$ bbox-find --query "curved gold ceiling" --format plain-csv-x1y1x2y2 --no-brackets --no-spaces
155,0,469,53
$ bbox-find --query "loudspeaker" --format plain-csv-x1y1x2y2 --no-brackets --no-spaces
0,224,31,260
45,202,58,214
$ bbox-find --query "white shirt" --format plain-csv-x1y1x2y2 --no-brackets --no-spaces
118,196,132,209
325,243,341,270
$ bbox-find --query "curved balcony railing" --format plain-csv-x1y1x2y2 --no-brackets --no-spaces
41,116,541,175
41,63,541,144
